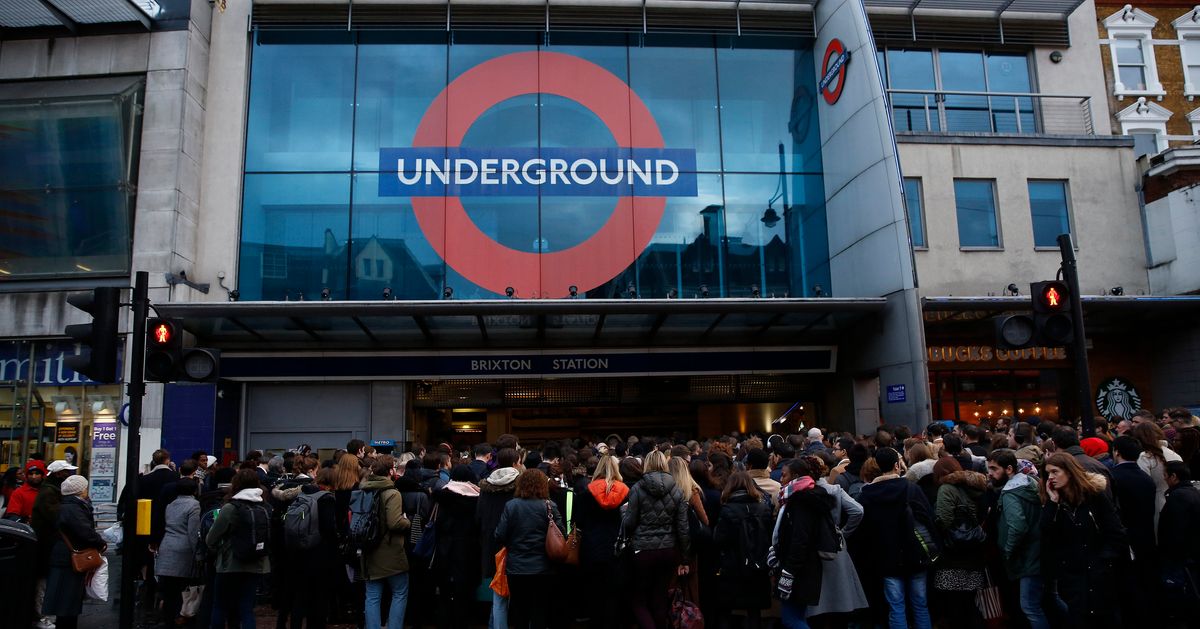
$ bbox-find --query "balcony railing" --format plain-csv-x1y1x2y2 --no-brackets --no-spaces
885,89,1094,136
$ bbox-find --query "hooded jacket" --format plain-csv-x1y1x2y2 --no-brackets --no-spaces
934,470,988,570
205,488,272,574
996,472,1042,579
6,477,41,521
476,466,519,577
622,471,690,555
360,475,410,580
574,477,629,565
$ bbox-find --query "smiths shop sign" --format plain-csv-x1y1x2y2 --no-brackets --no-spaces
377,51,698,298
0,341,119,386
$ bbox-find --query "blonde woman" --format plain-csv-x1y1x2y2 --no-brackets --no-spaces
669,455,710,528
622,450,691,628
575,455,630,627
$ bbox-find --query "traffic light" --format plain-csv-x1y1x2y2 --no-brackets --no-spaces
145,318,220,383
1031,281,1074,345
64,288,122,383
994,314,1036,349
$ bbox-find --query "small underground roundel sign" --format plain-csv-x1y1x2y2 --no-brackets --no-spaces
819,38,852,105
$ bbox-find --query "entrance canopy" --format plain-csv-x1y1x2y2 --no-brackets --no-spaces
158,298,884,351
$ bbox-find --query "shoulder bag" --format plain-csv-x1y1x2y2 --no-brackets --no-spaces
62,532,103,574
545,501,570,562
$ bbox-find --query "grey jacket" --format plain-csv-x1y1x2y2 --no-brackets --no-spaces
156,495,200,578
621,471,690,555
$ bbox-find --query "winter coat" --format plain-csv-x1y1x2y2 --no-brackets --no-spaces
776,486,836,607
1015,444,1044,466
905,459,936,484
155,495,200,578
836,469,865,500
714,491,773,610
1138,446,1183,526
1109,462,1157,557
205,488,272,574
142,465,180,545
1041,476,1128,628
807,479,868,617
1065,446,1114,500
43,495,104,617
476,467,518,577
495,497,564,576
622,471,690,555
269,474,312,578
468,459,489,483
856,475,935,577
360,475,411,581
933,470,988,571
431,484,481,587
293,484,341,579
996,473,1041,579
6,481,39,521
1158,481,1200,569
394,474,431,558
31,475,65,572
573,477,628,566
747,469,782,511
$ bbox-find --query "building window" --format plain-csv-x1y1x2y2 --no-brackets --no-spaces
903,178,927,248
261,248,288,279
1028,181,1072,248
879,48,1033,133
953,179,1001,248
1117,97,1172,157
1104,5,1164,99
1175,8,1200,98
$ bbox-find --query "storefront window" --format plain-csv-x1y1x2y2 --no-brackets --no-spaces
930,369,1062,424
240,32,830,300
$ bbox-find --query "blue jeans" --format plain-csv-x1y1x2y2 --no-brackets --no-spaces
883,573,932,629
489,589,509,629
780,598,811,629
210,572,257,629
365,572,409,629
1020,576,1051,629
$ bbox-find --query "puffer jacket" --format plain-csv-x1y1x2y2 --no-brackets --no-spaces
495,497,565,575
622,471,690,555
934,470,988,570
360,475,411,581
997,472,1042,579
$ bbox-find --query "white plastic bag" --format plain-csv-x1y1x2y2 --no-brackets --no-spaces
180,585,204,616
101,523,123,545
85,556,109,602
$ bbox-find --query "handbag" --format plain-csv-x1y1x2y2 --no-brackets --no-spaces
545,501,570,562
490,548,510,597
946,503,986,551
614,519,630,558
411,503,439,561
974,568,1005,628
62,532,103,574
563,491,580,566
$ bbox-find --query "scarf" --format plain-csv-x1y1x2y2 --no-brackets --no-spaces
778,476,815,505
444,480,481,497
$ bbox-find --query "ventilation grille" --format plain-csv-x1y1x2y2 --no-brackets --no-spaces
251,3,815,35
869,13,1070,47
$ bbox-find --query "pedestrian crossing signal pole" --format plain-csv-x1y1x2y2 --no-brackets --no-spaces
120,271,148,629
1057,234,1094,437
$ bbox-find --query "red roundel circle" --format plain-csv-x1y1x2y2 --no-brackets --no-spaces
409,51,668,299
821,39,849,105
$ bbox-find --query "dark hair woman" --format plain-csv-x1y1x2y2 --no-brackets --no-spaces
619,456,644,486
708,450,733,490
495,469,565,629
714,471,773,628
41,475,105,629
930,457,987,629
1041,452,1127,629
206,468,271,628
622,450,691,629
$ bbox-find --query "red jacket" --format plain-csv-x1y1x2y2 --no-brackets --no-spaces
6,482,39,520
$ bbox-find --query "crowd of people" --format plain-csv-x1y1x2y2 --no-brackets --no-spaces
2,405,1200,629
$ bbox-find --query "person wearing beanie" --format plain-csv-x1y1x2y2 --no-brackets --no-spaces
42,475,105,629
1081,437,1114,468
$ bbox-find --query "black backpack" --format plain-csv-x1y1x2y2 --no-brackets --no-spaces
734,504,771,575
347,487,394,555
230,501,271,562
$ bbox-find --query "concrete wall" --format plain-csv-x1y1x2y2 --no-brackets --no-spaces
1036,0,1115,135
901,140,1150,297
1145,184,1200,294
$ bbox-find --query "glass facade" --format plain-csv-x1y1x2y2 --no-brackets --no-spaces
903,178,926,248
0,81,143,280
880,48,1033,134
1028,180,1071,248
954,179,1000,248
240,32,829,300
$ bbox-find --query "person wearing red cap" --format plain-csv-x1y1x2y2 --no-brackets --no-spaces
1080,437,1115,468
5,460,46,522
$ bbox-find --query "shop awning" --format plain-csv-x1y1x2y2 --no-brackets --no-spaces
156,298,885,351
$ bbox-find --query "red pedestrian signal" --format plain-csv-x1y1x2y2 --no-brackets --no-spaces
153,323,172,345
1031,281,1070,314
1043,286,1061,309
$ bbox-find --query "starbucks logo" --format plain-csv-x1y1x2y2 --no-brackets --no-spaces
1095,377,1142,421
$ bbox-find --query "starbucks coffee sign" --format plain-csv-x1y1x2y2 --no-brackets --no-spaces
1095,377,1142,421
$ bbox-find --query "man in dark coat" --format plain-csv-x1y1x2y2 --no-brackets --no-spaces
136,449,178,610
1159,461,1200,626
1110,436,1158,625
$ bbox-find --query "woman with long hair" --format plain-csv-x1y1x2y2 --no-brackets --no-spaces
1131,422,1183,524
622,450,691,629
708,450,733,490
1040,452,1127,628
714,471,773,628
495,469,565,629
575,455,630,628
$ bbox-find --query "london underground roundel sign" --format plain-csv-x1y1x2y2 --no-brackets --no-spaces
378,52,699,298
819,39,852,105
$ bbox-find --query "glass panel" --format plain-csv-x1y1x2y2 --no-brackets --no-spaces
721,174,797,298
1028,180,1070,247
629,174,726,299
939,51,989,132
954,179,1000,248
1118,66,1148,91
1114,39,1144,64
717,43,818,174
986,53,1035,133
903,178,926,248
630,38,722,172
245,32,355,172
350,174,445,300
239,174,351,301
886,49,938,131
354,33,449,171
0,91,137,279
